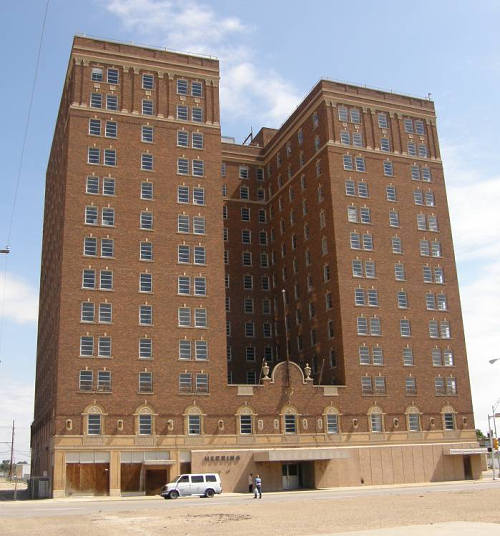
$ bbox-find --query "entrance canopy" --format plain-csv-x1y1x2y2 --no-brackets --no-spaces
253,447,350,462
445,448,488,456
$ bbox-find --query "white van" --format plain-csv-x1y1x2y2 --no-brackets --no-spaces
161,473,222,499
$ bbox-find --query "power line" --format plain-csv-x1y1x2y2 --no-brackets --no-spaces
5,0,50,246
0,0,49,361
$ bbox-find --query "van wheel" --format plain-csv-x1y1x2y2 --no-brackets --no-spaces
205,488,215,498
169,490,179,499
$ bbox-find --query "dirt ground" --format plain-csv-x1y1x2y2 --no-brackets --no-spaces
3,486,500,536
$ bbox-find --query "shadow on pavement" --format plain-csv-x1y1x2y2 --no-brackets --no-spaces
0,488,30,501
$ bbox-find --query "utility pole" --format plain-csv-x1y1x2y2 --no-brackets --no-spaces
8,420,14,481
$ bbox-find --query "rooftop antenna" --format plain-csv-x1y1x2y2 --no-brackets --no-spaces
242,126,253,145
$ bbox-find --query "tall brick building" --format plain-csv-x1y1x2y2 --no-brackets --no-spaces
31,36,480,497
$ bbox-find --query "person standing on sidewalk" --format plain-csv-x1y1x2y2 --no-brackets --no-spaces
248,473,253,493
254,474,262,499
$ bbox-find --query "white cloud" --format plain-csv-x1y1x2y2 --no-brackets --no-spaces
443,140,500,432
0,272,38,324
102,0,301,130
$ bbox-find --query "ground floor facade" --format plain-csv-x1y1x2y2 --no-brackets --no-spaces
50,432,484,497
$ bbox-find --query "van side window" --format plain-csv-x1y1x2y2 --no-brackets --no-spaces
191,475,204,483
178,475,189,483
206,474,217,482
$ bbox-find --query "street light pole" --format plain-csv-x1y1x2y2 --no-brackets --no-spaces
488,359,500,477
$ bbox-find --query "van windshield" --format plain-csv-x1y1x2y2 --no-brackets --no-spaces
176,475,189,483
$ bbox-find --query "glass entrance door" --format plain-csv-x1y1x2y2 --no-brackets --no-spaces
281,463,299,489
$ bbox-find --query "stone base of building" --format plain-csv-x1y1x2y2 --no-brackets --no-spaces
45,434,484,497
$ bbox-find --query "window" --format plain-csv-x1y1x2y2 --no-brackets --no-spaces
106,68,118,84
361,377,373,394
397,291,408,309
355,157,366,172
139,338,152,359
141,153,153,171
194,277,206,296
240,415,252,435
177,215,189,233
370,412,383,431
99,303,112,323
353,132,363,147
97,336,111,358
91,67,103,81
429,320,439,338
380,138,390,152
403,347,414,366
383,161,393,176
338,106,348,122
190,245,204,264
192,160,204,177
90,93,102,108
138,372,153,393
88,148,100,165
340,131,350,145
192,132,203,149
384,185,397,203
141,182,153,200
394,263,405,281
177,306,192,327
138,414,153,435
400,319,411,337
360,207,371,224
180,374,192,392
106,95,118,110
86,176,99,194
79,370,93,391
193,216,206,234
240,186,249,199
140,211,153,230
177,105,188,120
82,269,96,289
140,241,153,261
177,185,189,204
194,308,207,328
443,412,455,430
88,414,101,435
192,108,203,122
139,305,153,325
103,149,116,167
99,270,113,290
407,142,417,156
418,145,428,158
326,414,338,434
343,155,353,171
84,237,97,256
392,236,402,254
345,180,355,196
97,370,111,392
141,125,154,143
101,207,114,226
191,81,203,97
188,415,201,435
140,273,152,292
81,302,95,322
80,336,94,357
142,99,153,116
404,118,414,133
415,120,425,135
89,118,101,136
284,414,297,434
104,121,117,138
176,78,188,94
389,210,400,227
378,113,388,129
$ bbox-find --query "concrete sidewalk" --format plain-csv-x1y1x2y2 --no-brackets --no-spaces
323,522,500,536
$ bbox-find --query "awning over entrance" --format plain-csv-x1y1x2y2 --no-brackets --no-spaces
445,448,488,455
253,447,350,462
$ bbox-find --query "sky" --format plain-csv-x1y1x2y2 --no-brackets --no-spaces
1,0,500,462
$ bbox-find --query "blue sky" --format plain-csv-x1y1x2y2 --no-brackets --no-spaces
1,0,500,460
